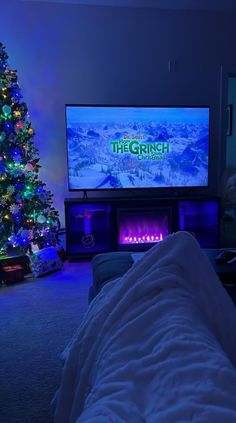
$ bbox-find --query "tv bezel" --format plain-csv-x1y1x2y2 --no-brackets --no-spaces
65,104,210,193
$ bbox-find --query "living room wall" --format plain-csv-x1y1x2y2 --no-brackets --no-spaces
1,0,236,225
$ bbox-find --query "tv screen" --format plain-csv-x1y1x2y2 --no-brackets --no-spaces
65,105,209,191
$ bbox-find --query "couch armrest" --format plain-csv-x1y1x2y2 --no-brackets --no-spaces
90,251,134,302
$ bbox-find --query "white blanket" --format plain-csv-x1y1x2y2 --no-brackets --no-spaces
54,231,236,423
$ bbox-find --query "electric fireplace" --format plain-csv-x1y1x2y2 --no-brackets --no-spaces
64,196,220,259
118,207,172,251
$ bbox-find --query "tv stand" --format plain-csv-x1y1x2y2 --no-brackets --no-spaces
64,196,220,260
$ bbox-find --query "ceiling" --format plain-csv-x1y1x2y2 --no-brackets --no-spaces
18,0,236,13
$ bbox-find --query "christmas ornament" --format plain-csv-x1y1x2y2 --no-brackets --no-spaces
37,214,46,224
23,163,34,172
10,203,20,214
13,154,21,164
28,127,34,136
13,110,21,118
2,104,11,115
20,229,32,240
16,121,23,130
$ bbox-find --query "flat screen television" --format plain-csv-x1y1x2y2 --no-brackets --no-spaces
65,105,209,191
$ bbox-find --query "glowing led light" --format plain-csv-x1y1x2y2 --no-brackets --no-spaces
121,232,164,245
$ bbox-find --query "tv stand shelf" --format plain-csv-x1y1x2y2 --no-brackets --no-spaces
64,196,220,260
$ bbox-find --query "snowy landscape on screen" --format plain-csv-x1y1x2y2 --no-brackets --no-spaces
66,106,209,190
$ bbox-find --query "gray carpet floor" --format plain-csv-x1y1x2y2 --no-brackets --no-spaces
0,261,92,423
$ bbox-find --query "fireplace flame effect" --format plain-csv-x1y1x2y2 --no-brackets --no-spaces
122,232,164,244
118,210,169,246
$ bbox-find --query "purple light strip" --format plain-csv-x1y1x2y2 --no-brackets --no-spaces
123,232,164,244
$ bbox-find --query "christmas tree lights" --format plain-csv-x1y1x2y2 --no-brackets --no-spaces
0,42,60,255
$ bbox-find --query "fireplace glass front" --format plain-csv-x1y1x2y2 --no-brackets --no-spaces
118,207,172,251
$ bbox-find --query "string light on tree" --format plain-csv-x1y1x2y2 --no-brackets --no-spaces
0,41,60,254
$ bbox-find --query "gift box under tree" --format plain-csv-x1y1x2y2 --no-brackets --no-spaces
29,247,63,277
1,264,24,284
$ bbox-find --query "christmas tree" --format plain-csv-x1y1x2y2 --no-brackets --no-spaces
0,42,60,255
